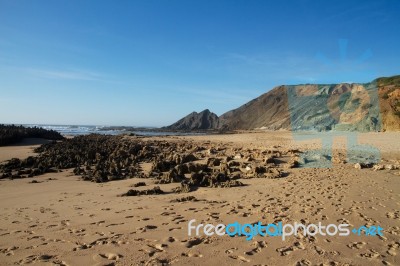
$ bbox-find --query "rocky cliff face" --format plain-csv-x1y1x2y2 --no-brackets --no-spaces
377,76,400,131
166,75,400,132
165,109,219,130
218,76,399,132
218,85,291,130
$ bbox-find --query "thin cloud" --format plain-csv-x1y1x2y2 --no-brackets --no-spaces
0,65,126,85
315,1,389,29
26,68,102,81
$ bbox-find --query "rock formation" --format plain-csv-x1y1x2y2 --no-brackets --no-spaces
164,109,219,130
165,75,400,132
0,125,64,146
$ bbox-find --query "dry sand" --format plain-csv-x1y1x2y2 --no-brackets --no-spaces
0,132,399,265
0,138,51,162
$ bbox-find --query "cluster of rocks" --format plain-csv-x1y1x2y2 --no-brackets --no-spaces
0,124,64,146
121,186,164,196
0,134,300,194
355,162,400,171
131,182,146,187
1,135,151,180
170,196,198,202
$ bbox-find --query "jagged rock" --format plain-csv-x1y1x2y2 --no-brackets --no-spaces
180,154,197,164
246,168,282,179
385,164,400,170
208,172,229,187
0,134,292,196
227,161,240,167
284,149,301,156
122,186,164,196
164,109,219,130
188,172,204,186
255,166,267,174
219,162,228,172
234,153,243,159
223,156,233,163
158,169,184,184
245,165,252,172
131,182,146,187
187,163,208,173
285,159,300,169
173,181,192,193
152,160,175,172
219,180,244,188
206,148,217,156
373,164,385,171
355,162,373,169
175,164,189,175
207,158,221,167
264,156,275,164
170,196,198,202
0,124,64,146
245,155,254,162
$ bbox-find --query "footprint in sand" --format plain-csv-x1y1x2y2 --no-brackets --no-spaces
183,237,203,248
225,247,238,254
60,220,70,226
228,255,250,262
276,241,305,256
386,211,400,219
16,254,56,265
245,240,267,255
314,245,325,255
347,241,366,249
0,246,18,256
168,227,181,232
139,244,166,257
106,222,125,228
360,249,380,259
386,242,399,256
296,259,312,266
26,235,45,241
46,224,57,229
136,225,157,233
181,251,203,257
90,220,105,226
93,253,123,263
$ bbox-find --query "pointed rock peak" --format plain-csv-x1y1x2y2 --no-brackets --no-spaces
164,109,219,130
200,109,211,114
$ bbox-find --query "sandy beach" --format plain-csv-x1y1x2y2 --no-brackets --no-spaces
2,0,399,265
0,131,399,266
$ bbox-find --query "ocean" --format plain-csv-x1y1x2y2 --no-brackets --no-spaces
21,124,196,136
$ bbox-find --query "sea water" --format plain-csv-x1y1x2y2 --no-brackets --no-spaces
19,124,201,136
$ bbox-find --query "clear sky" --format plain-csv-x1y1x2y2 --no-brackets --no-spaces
0,0,399,126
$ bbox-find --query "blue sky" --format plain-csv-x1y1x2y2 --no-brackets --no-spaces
0,0,399,126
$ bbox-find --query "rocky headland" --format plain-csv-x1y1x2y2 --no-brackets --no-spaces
166,75,400,132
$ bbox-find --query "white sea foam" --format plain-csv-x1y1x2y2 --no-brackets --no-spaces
14,124,202,137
